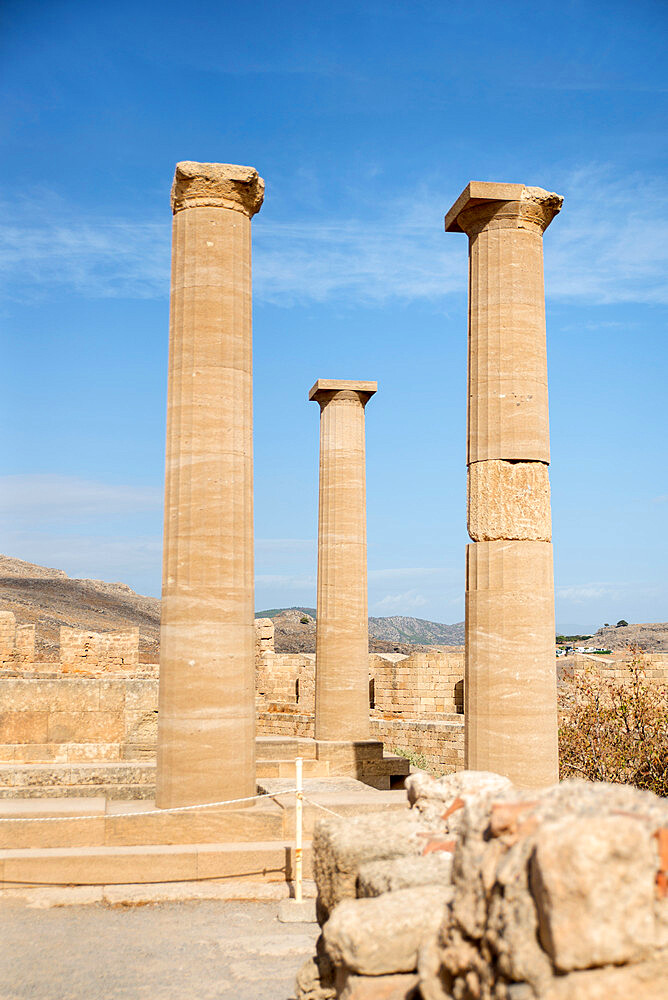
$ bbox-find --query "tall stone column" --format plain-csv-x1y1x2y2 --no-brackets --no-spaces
445,182,563,788
309,380,377,743
156,162,264,808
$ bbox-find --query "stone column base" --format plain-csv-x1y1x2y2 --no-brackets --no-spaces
314,739,408,788
315,739,384,767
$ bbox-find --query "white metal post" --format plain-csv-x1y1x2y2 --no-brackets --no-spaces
295,756,303,903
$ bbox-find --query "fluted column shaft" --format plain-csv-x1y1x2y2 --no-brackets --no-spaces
309,380,377,742
445,182,563,788
156,161,264,808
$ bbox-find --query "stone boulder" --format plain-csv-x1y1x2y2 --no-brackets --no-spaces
297,773,668,1000
323,887,451,976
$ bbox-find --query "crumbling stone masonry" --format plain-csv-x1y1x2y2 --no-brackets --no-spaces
59,626,139,673
445,182,563,789
297,771,668,999
0,612,35,668
254,624,466,774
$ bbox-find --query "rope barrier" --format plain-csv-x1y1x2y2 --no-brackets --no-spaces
302,797,344,818
0,787,299,823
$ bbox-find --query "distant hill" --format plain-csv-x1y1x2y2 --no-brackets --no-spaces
256,606,317,619
0,555,160,660
369,615,464,645
0,557,465,662
256,605,464,652
586,621,668,653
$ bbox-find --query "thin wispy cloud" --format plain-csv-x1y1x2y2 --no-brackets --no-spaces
546,164,668,305
556,580,661,603
256,538,315,553
0,193,168,302
0,475,162,523
1,165,666,307
373,590,429,612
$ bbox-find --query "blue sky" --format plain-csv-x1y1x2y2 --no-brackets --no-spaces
1,0,666,632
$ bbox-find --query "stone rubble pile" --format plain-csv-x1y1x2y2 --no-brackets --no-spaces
296,771,668,1000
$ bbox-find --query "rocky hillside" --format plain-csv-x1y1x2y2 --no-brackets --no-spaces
0,555,160,660
263,608,416,655
0,556,465,661
257,606,464,653
586,620,668,653
368,614,464,646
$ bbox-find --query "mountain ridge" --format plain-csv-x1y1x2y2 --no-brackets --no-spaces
0,558,463,658
256,605,464,647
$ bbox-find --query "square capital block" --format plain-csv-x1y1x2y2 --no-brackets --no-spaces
309,379,377,406
445,181,562,235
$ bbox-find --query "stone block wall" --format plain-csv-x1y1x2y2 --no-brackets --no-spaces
570,651,668,686
254,617,275,656
370,717,465,773
297,772,668,1000
0,612,36,668
59,627,140,673
254,621,466,773
256,710,315,739
0,675,158,763
256,651,315,716
370,650,464,716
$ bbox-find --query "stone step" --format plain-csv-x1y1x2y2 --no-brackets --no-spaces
0,787,408,851
0,797,285,850
256,759,329,779
0,784,155,800
255,736,318,761
0,839,313,887
0,758,329,795
0,761,155,798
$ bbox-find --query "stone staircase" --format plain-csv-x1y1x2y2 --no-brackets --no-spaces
0,779,409,887
0,736,409,799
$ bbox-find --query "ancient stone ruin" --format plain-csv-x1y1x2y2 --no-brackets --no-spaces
297,771,668,999
1,164,665,1000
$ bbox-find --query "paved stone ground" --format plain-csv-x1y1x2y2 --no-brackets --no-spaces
0,898,319,1000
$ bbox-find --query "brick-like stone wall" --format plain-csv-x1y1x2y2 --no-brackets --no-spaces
0,612,16,662
59,627,140,673
370,651,464,716
0,612,36,668
256,652,315,715
370,717,465,773
254,621,465,772
0,676,158,763
569,651,668,685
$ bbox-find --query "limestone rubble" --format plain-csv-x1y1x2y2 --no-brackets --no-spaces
296,771,668,1000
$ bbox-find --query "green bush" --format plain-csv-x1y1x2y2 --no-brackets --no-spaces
393,746,429,771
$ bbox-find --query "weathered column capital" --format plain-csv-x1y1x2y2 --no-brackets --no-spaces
445,181,563,237
171,161,265,217
309,379,377,409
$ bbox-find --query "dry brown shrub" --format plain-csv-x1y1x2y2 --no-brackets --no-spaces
558,645,668,796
